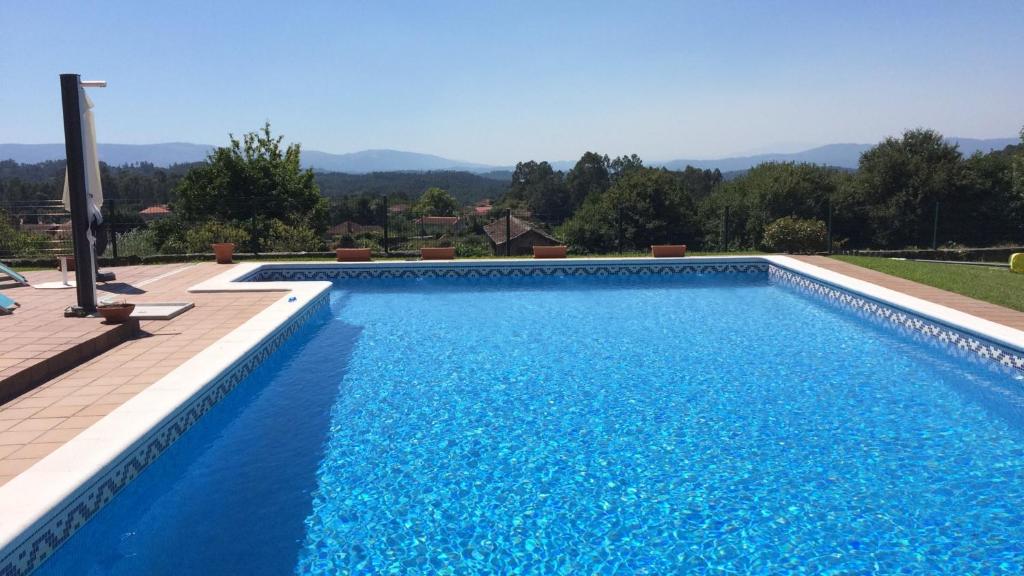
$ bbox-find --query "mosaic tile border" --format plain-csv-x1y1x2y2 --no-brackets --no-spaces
768,265,1024,375
243,261,769,282
0,293,330,576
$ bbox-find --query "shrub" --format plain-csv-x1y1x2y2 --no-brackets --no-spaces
455,235,491,257
102,227,158,258
159,221,251,254
266,220,324,252
762,216,826,254
0,211,50,257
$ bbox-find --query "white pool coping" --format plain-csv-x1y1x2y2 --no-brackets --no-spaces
3,255,1024,571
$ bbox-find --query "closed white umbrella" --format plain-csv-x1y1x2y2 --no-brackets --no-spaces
62,85,103,226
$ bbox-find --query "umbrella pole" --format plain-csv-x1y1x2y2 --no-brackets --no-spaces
60,73,98,316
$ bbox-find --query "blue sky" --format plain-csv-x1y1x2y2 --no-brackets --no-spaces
2,0,1022,164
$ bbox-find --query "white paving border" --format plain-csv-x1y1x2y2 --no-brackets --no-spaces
2,255,1023,571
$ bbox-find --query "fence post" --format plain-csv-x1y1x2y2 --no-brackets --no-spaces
617,204,624,253
250,198,259,256
110,222,118,267
826,196,833,255
932,200,939,250
108,198,119,266
382,195,389,256
723,206,730,252
505,208,511,257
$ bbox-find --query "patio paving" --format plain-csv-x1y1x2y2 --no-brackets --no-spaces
0,262,285,485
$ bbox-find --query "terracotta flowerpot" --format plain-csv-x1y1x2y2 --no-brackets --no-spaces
56,255,76,271
212,243,235,264
336,248,372,262
421,247,455,260
651,244,687,257
533,245,567,259
98,303,135,324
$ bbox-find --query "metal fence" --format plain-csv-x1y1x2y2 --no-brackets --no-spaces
0,199,572,263
1,194,1007,264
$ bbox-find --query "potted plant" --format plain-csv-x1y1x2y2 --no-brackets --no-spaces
533,245,567,258
651,245,687,257
212,242,235,264
421,243,456,260
336,247,373,262
97,300,135,324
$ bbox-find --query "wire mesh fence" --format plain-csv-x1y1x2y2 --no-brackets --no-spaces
2,194,1017,264
0,199,594,263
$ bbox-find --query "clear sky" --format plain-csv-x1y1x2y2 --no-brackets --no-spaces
2,0,1022,164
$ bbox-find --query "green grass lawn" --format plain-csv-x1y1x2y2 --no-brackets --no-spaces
833,255,1024,312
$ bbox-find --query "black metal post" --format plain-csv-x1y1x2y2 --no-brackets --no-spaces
723,206,730,252
617,204,624,253
110,223,118,267
59,73,97,315
505,208,511,257
932,200,940,250
826,197,833,254
108,198,118,266
250,198,259,256
382,195,389,255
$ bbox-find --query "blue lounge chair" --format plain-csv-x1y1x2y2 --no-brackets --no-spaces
0,262,28,285
0,292,18,314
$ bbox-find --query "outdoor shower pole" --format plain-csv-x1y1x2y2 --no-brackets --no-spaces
932,201,940,250
59,73,98,315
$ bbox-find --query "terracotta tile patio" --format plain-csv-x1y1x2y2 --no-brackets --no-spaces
0,262,285,485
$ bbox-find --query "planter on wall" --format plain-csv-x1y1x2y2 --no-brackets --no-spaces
336,248,372,262
651,245,687,257
212,243,235,264
420,247,455,260
533,245,567,259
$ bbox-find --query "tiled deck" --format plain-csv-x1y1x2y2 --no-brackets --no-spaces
0,263,285,484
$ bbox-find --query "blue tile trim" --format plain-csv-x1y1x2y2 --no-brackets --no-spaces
243,260,769,282
768,265,1024,375
0,293,330,576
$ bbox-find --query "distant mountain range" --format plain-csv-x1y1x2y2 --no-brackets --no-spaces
0,137,1016,174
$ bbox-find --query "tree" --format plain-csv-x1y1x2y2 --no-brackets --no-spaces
697,162,844,250
561,168,698,253
609,154,644,181
174,123,328,233
505,161,571,223
677,166,723,202
855,128,962,247
1014,126,1024,201
565,152,611,209
413,187,459,216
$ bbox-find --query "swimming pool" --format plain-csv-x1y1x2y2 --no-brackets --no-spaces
15,260,1024,573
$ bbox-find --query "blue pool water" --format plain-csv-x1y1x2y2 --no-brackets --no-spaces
37,271,1024,574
